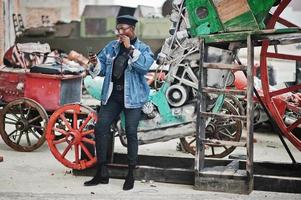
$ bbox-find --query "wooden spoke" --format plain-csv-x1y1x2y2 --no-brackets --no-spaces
82,137,95,145
59,114,72,131
61,143,72,158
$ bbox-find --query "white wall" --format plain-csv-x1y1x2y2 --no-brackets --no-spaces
3,0,15,53
20,0,73,26
79,0,166,16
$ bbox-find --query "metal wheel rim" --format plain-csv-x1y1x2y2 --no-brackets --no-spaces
180,100,243,158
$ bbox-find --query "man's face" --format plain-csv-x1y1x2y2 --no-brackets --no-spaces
115,23,135,38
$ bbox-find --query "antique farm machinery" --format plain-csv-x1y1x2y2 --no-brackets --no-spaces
159,0,301,193
44,0,301,178
156,0,301,155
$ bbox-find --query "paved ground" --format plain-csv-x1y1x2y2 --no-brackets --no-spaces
0,125,300,200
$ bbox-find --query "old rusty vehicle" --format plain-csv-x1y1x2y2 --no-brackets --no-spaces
14,5,171,57
0,43,85,152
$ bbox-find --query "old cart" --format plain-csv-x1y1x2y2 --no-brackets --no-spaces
0,64,84,152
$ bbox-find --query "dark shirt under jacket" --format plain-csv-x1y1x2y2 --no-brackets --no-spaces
112,37,137,95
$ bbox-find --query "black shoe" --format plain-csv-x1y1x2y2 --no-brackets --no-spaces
122,174,134,190
84,176,109,186
84,165,109,186
122,165,135,190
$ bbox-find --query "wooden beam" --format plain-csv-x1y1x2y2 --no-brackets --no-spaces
73,153,301,193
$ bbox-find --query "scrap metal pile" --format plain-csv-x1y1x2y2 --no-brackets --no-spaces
2,42,88,73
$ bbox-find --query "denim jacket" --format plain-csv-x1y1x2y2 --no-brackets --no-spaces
90,39,154,108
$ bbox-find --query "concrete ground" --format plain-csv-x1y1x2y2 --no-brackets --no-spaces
0,124,300,200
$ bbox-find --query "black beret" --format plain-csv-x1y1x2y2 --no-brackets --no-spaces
116,15,138,26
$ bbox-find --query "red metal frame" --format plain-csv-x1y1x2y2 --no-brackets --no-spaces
24,73,82,111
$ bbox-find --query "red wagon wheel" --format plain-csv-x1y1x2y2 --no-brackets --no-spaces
260,0,301,151
46,104,97,170
0,97,48,152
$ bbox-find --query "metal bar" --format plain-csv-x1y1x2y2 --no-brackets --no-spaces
266,52,301,61
260,40,272,104
200,111,247,121
287,117,301,132
195,38,206,173
276,15,299,28
203,62,247,70
246,34,254,182
202,87,246,95
269,84,301,98
254,88,297,163
202,139,246,147
254,32,301,45
266,0,292,29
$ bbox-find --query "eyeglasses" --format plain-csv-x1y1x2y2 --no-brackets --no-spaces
115,26,132,34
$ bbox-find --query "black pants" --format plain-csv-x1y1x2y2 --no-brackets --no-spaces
94,91,141,165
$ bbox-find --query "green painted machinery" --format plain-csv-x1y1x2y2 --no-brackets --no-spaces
186,0,277,36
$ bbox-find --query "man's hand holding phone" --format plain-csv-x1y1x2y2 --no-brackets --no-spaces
88,52,97,71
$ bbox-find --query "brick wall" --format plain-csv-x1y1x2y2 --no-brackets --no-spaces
21,0,80,28
24,7,60,27
71,0,79,20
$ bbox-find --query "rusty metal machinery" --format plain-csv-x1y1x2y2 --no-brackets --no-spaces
155,0,301,194
195,0,301,150
157,0,301,153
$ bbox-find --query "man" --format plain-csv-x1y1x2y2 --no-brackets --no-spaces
84,15,154,190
